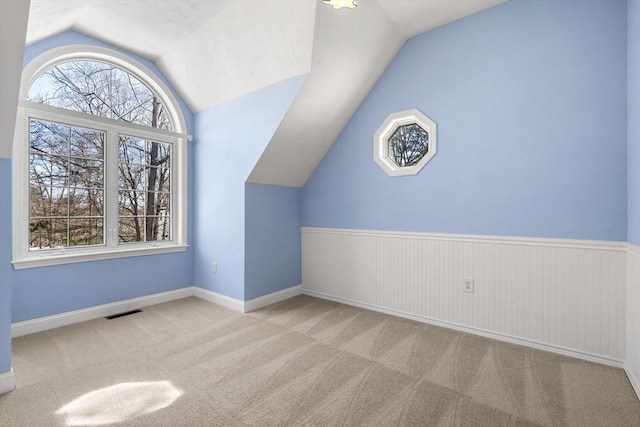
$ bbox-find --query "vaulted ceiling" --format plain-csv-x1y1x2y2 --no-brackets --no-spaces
20,0,504,186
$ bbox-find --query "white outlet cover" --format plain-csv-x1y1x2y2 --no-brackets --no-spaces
464,278,474,293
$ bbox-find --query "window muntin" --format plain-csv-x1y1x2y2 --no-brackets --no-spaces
14,46,190,269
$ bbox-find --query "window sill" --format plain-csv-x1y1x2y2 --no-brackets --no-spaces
12,244,189,270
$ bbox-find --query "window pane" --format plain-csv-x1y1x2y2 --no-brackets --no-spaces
119,217,145,243
118,135,171,244
30,120,69,156
149,192,170,215
153,142,171,168
387,123,430,167
30,154,68,188
149,167,170,192
119,190,145,216
29,219,67,250
69,188,103,217
69,158,104,188
69,218,103,247
28,119,105,251
118,216,170,243
147,216,171,242
27,60,174,131
119,136,147,165
70,127,104,158
30,185,68,218
119,164,146,192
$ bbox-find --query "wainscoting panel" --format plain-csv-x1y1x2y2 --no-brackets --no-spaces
302,228,627,364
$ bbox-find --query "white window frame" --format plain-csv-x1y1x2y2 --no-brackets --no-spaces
373,108,437,177
13,45,191,269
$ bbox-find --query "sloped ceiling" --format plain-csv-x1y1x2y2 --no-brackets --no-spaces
22,0,504,185
247,0,404,186
378,0,506,39
25,0,316,112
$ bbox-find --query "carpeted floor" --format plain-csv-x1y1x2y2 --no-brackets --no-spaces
1,295,639,426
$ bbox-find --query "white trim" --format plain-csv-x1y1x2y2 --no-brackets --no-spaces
0,368,16,395
192,285,302,314
191,287,245,313
626,366,640,400
193,285,302,313
302,227,628,252
303,289,624,368
244,285,303,312
13,110,187,267
12,244,188,270
625,242,640,401
10,285,306,337
19,101,191,142
11,287,193,337
374,108,437,177
13,45,190,268
19,45,187,135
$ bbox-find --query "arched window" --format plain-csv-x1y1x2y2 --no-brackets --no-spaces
27,60,174,129
13,45,190,268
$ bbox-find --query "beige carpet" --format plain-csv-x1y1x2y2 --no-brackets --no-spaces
1,295,639,426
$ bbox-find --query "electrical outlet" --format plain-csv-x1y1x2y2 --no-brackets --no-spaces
463,278,474,293
212,262,217,273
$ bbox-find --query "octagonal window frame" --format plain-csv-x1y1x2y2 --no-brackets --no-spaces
373,108,437,177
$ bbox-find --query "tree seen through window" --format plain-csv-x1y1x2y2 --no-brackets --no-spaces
387,123,429,167
27,60,173,250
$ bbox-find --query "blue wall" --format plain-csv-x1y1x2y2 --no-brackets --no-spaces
0,159,12,374
4,0,635,344
12,254,194,322
11,31,195,323
245,183,301,300
629,0,640,247
193,75,305,301
303,0,628,242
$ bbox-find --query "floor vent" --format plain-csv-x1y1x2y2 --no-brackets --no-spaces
105,309,142,320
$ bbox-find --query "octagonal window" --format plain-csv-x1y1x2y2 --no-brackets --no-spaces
374,109,437,176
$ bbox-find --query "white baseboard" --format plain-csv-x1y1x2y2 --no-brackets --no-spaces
244,285,302,312
191,287,245,312
303,289,624,368
11,287,193,338
627,243,640,401
0,368,15,395
192,285,303,313
10,285,305,338
626,366,640,400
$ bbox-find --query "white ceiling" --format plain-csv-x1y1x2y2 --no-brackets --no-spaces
21,0,505,186
25,0,316,112
378,0,505,39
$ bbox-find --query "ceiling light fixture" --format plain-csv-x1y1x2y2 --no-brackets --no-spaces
323,0,357,10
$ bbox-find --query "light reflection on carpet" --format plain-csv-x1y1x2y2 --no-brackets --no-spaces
56,381,183,426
